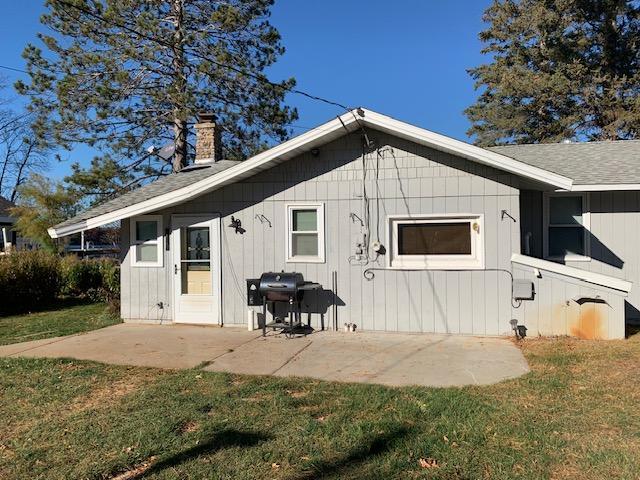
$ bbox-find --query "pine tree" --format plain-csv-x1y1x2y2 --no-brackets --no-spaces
465,0,640,146
16,0,297,197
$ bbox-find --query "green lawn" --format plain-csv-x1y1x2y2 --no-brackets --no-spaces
1,334,639,479
0,302,120,346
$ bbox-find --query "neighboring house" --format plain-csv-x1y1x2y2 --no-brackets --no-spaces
49,109,639,339
0,196,18,253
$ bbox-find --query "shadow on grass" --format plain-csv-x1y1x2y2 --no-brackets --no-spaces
137,429,270,478
289,425,414,480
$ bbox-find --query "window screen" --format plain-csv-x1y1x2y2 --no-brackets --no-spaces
397,222,471,255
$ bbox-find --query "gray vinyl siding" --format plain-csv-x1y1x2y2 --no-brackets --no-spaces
520,190,640,321
121,130,523,335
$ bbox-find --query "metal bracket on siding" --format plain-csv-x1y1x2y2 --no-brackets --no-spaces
501,210,517,222
254,214,272,227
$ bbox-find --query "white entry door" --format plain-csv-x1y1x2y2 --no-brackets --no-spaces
172,215,221,324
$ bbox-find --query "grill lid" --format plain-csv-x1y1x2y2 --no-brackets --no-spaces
259,271,304,295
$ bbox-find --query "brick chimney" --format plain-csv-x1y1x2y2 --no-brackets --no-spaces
194,113,222,163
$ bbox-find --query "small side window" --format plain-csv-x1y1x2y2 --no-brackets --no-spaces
131,215,163,267
286,203,325,263
544,193,590,261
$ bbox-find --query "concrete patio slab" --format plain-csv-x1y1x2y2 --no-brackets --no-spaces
0,323,261,369
0,324,529,387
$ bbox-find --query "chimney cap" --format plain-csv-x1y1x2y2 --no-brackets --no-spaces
197,112,216,123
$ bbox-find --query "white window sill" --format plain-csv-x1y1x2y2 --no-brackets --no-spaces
286,256,325,264
389,259,485,270
131,262,163,268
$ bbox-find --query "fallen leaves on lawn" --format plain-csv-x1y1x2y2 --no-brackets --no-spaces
418,457,439,469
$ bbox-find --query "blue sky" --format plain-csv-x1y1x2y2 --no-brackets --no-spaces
0,0,490,181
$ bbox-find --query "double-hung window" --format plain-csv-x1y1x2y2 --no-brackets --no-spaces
286,203,325,263
388,214,484,269
131,215,163,267
544,193,590,261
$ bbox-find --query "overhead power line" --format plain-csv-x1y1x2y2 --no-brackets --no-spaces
51,0,352,112
0,64,29,75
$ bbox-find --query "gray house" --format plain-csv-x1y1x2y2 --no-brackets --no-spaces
49,109,639,339
0,196,18,254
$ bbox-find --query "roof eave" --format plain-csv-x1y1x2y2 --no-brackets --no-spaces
569,183,640,192
357,110,573,190
49,108,574,238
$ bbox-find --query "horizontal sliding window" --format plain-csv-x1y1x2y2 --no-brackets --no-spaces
388,215,484,270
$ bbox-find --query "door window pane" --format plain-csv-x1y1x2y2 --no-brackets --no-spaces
292,233,319,256
397,222,471,255
181,262,212,294
549,227,585,256
183,227,210,260
292,210,317,231
136,221,158,242
136,243,158,262
550,196,583,225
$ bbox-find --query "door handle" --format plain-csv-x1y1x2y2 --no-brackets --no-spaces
174,264,178,274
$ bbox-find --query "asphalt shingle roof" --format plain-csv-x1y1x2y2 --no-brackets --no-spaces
55,138,640,233
55,160,240,229
489,140,640,185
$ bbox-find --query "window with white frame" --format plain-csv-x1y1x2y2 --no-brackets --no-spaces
130,215,163,267
388,214,484,269
286,203,325,263
544,193,590,261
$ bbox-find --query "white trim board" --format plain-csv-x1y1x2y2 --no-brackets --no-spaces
49,108,574,238
510,253,632,293
570,184,640,191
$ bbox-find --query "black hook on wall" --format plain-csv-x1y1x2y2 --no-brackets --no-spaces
501,210,517,222
254,214,272,227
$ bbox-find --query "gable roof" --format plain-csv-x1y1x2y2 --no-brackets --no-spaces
490,140,640,189
52,160,240,235
49,108,573,238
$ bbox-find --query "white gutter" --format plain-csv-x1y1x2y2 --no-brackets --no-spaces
511,253,632,294
570,184,640,192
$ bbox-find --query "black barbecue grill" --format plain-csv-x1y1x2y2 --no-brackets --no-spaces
249,271,321,337
259,272,305,302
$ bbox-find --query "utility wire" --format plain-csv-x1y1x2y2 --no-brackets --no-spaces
0,64,29,75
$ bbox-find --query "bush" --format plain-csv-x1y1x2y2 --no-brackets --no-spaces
60,256,103,297
0,250,61,314
0,251,120,315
